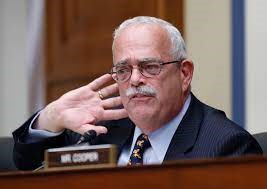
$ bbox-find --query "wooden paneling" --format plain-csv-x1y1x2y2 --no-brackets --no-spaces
45,0,183,102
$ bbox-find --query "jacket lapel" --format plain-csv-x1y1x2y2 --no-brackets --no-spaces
164,94,204,161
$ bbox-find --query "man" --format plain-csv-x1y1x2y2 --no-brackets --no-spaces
13,16,262,170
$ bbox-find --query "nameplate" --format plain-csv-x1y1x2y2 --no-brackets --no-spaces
44,144,117,169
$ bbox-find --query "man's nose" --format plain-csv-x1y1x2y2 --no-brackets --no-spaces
129,67,144,86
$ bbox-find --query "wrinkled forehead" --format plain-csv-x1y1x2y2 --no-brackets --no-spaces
112,24,172,65
114,24,170,46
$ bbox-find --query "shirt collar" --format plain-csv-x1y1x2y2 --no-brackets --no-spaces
132,94,192,163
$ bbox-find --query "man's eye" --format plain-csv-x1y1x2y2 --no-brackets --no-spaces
143,63,160,73
116,68,130,74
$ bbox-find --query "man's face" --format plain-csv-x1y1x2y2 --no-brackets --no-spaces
113,24,188,132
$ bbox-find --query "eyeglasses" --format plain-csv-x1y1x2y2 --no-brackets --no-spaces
110,60,181,82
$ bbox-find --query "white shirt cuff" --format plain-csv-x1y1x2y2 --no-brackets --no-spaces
28,111,64,140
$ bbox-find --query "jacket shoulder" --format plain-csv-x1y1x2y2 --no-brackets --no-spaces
193,99,263,156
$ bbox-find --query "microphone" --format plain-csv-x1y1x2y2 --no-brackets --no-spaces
43,129,117,169
34,130,97,172
76,130,97,145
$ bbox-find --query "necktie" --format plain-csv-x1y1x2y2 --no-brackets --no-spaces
128,134,151,166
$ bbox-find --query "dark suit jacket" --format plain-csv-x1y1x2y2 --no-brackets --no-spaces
13,94,262,170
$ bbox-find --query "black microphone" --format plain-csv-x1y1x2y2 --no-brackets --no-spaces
76,130,97,145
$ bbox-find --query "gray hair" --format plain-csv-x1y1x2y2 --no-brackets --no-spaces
112,16,187,61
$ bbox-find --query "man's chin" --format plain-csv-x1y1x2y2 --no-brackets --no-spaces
125,97,157,118
127,105,156,120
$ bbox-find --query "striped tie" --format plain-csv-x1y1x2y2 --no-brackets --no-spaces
128,134,151,166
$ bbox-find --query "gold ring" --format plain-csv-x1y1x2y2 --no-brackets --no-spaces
98,90,104,100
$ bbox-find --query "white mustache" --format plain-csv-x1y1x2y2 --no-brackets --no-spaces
125,85,157,98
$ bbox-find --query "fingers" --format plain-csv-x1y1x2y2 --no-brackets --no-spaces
102,109,128,121
77,124,108,135
102,96,123,109
88,74,113,91
99,83,119,99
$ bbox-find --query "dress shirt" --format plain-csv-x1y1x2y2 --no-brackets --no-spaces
117,94,191,165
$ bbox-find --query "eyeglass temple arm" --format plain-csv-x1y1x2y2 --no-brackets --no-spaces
161,60,182,66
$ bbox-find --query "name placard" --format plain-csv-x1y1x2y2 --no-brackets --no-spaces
44,144,117,169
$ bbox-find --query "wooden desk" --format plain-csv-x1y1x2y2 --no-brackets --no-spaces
1,156,267,189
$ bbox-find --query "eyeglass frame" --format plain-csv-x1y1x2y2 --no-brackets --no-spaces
110,59,183,82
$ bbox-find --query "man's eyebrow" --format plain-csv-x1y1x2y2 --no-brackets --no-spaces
115,59,129,66
115,57,161,66
138,57,161,63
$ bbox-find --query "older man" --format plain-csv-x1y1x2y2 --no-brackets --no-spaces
13,16,262,170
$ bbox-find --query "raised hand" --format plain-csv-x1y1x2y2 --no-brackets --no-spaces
35,74,128,135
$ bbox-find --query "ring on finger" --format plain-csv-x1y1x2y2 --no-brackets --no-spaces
98,90,104,100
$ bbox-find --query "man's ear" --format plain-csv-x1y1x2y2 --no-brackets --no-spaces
180,59,194,92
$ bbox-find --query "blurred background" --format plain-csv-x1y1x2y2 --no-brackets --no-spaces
0,0,266,137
